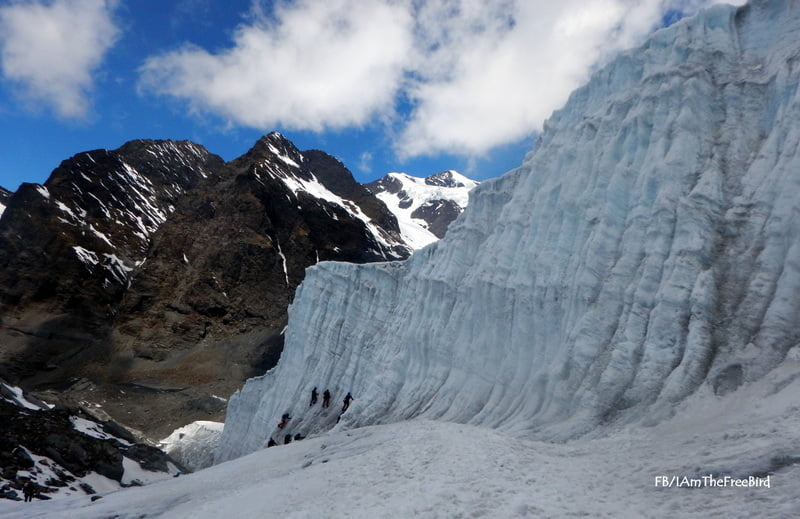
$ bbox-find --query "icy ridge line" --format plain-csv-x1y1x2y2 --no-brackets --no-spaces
218,0,800,461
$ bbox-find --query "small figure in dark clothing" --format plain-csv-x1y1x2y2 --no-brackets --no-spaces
278,412,291,428
267,437,277,447
284,434,293,445
342,392,353,412
294,433,305,441
23,480,36,502
310,387,318,406
322,390,331,408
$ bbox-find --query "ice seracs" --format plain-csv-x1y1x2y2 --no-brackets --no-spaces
218,0,800,462
159,421,224,472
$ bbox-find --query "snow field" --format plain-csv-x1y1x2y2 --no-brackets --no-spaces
5,358,799,518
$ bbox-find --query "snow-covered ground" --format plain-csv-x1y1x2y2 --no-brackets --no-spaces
5,356,798,518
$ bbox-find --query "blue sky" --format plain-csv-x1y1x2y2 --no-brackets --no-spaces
0,0,741,192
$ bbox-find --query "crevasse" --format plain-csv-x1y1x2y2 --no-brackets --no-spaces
218,0,800,462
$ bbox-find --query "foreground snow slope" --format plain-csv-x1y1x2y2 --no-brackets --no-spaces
5,359,799,518
219,0,800,461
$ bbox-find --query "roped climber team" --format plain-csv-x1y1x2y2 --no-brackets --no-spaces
266,387,354,447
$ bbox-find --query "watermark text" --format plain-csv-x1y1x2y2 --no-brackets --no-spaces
654,475,771,489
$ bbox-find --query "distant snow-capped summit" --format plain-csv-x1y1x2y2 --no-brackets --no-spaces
366,170,479,248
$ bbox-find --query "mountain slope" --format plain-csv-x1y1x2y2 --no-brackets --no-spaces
0,133,410,439
6,362,799,516
366,170,478,248
0,378,179,502
219,0,800,461
0,140,221,383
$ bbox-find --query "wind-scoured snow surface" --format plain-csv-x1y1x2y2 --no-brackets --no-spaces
5,363,800,518
220,0,800,462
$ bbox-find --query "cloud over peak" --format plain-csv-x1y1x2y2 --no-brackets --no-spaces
141,0,743,160
140,0,413,132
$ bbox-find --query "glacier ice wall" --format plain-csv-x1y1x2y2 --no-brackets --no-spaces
219,0,800,461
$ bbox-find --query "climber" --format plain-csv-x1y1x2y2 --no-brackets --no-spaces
284,434,293,445
267,437,277,448
322,389,331,408
22,480,36,502
310,387,318,406
278,412,291,428
294,433,305,441
342,392,353,412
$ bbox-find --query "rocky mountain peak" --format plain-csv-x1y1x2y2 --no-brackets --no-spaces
424,170,478,189
238,131,306,171
0,132,413,440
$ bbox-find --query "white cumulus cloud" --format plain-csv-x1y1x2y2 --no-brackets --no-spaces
139,0,745,160
140,0,414,132
0,0,120,119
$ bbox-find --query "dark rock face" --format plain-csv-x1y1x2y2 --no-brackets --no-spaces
0,141,222,381
424,170,473,188
410,199,463,239
302,150,405,248
0,133,409,439
0,379,178,501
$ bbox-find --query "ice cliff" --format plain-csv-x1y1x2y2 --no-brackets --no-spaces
218,0,800,462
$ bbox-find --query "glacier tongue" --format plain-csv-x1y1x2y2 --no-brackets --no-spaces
218,0,800,462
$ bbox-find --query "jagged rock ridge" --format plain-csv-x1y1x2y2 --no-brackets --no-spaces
0,132,410,439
